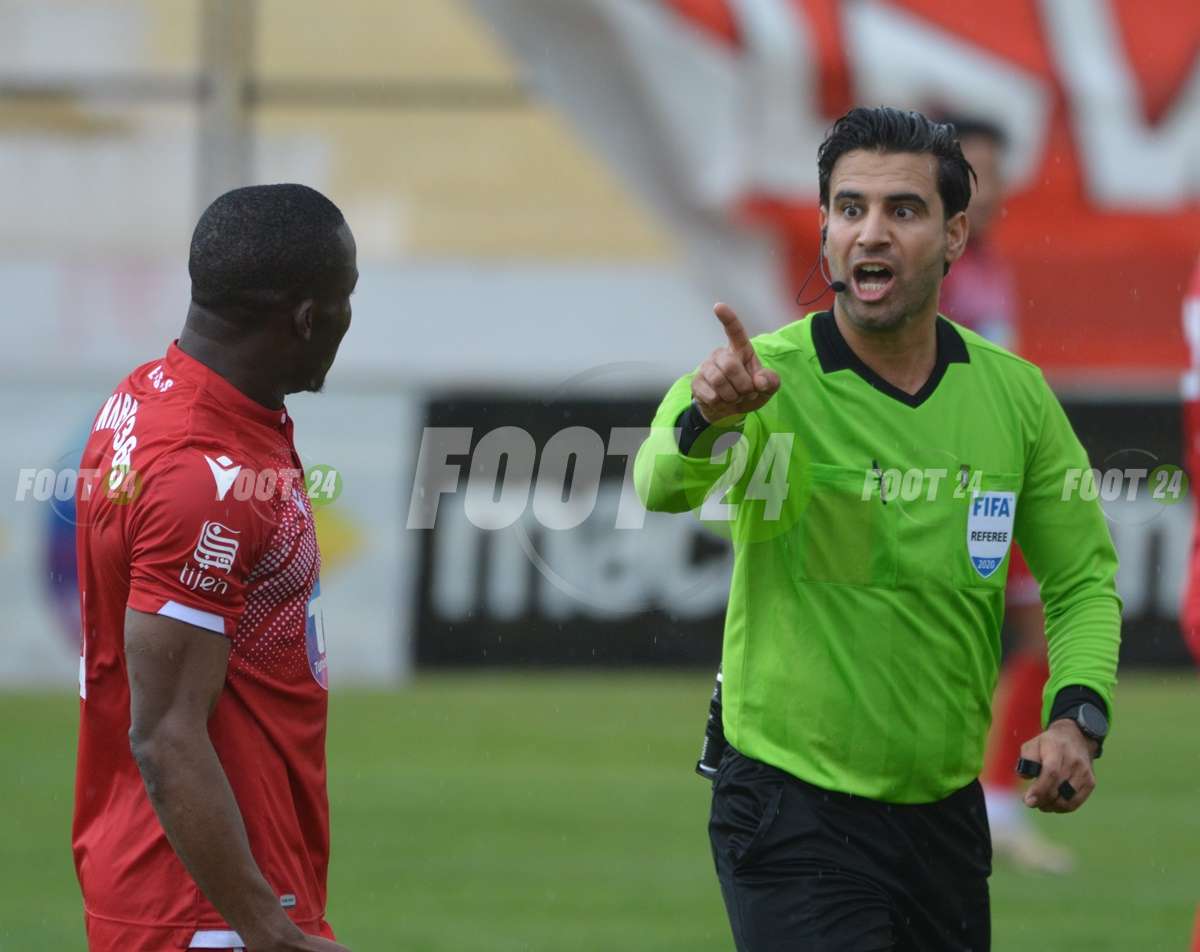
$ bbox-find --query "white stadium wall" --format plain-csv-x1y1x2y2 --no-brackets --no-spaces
0,256,718,686
0,258,1193,684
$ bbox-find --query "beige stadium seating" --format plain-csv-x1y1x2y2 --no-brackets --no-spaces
0,0,671,260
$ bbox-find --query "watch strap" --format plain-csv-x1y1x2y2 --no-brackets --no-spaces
1048,684,1107,724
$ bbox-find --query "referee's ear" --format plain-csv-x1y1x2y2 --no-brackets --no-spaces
944,210,969,271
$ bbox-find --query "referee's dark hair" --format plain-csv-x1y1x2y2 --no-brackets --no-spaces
189,184,351,319
936,112,1008,150
817,106,977,220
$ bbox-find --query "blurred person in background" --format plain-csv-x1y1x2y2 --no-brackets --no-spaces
636,107,1120,950
938,116,1016,350
1181,250,1200,668
1180,249,1200,952
939,114,1074,874
73,185,355,952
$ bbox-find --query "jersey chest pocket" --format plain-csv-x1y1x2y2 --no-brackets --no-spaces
893,470,1022,590
785,463,897,588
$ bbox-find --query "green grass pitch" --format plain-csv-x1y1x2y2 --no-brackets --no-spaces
2,671,1197,950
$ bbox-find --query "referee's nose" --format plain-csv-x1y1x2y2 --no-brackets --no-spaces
855,208,892,250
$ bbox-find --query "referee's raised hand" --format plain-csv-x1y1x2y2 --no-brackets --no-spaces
691,303,782,424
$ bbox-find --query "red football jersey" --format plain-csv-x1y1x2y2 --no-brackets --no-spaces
1182,255,1200,664
73,342,332,944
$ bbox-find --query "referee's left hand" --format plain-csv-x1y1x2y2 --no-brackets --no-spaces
1018,720,1099,814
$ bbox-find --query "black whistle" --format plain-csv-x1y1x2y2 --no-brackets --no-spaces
1015,757,1042,779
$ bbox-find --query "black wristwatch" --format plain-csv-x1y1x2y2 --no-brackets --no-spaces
1051,702,1109,758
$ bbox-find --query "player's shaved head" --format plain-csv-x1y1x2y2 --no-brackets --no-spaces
189,184,353,319
181,184,358,404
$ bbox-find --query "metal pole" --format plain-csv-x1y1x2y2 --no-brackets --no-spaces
196,0,254,211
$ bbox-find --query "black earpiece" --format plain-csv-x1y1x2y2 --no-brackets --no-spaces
797,227,845,304
821,228,846,293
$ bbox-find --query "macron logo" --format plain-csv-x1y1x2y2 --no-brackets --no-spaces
204,454,241,501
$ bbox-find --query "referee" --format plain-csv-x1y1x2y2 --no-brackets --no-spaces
633,107,1120,950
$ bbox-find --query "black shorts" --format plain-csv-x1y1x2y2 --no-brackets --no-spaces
709,749,991,952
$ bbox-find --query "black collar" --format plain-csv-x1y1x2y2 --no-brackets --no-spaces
811,310,969,408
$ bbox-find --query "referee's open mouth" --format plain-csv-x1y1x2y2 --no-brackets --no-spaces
851,262,895,303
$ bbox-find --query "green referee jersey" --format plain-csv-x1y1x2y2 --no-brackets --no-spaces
635,311,1121,804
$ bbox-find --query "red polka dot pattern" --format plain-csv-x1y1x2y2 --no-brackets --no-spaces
231,451,322,683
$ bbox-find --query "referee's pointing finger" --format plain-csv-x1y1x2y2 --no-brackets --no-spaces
714,302,779,393
714,302,752,353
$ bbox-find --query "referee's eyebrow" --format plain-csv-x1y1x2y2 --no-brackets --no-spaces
885,192,929,211
832,189,929,212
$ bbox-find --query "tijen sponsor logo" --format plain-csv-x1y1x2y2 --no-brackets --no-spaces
180,520,239,594
193,521,240,572
178,562,229,594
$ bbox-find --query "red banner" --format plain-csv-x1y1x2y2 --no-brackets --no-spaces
477,0,1200,376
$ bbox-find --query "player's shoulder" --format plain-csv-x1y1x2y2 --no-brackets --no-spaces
130,436,298,552
94,352,201,436
108,351,275,456
98,353,285,504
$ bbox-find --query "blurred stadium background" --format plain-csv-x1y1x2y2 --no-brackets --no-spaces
1,1,1198,948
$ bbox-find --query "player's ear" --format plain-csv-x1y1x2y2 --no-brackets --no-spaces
944,210,969,267
292,299,315,342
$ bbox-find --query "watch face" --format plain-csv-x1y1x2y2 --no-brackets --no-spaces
1079,704,1109,738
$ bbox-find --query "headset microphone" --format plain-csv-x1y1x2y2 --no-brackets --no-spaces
795,227,847,305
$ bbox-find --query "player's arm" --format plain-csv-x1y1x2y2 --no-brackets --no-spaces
123,452,349,951
1012,378,1122,813
634,303,780,512
126,610,349,952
